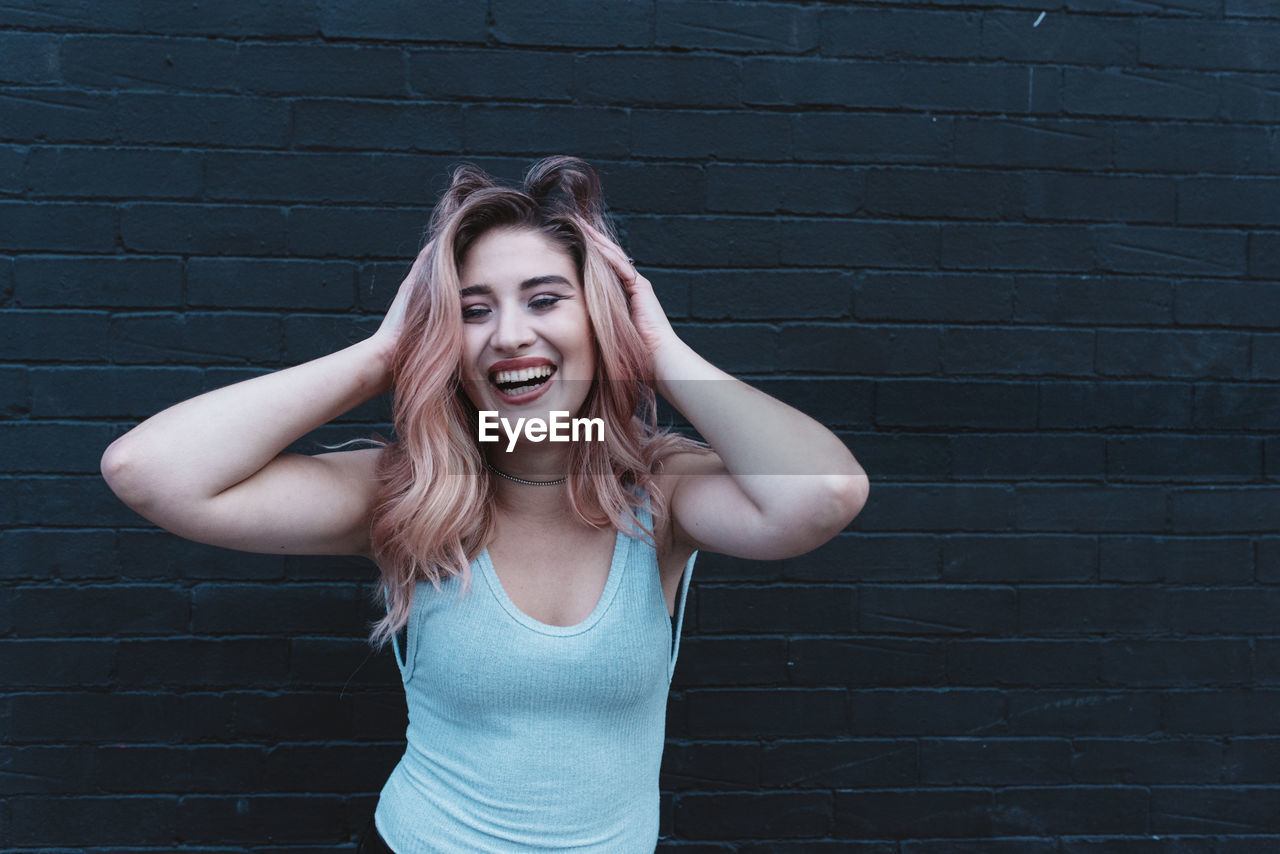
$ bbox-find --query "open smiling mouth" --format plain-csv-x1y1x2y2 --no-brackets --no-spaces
489,364,557,399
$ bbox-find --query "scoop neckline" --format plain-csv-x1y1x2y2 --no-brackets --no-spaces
477,526,628,637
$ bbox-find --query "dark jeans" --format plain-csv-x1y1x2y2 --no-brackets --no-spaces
357,816,396,854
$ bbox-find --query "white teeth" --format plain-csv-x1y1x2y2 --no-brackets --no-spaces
492,365,553,385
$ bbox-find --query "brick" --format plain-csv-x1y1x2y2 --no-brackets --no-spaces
291,637,402,686
0,746,94,795
621,215,780,268
409,48,571,101
121,203,287,255
25,145,202,199
1108,434,1260,480
850,689,1006,736
0,88,115,142
780,220,939,269
192,582,362,634
12,583,188,635
788,637,946,686
920,737,1072,785
994,786,1148,835
941,223,1093,272
1101,639,1252,687
956,118,1111,169
1015,275,1171,325
1165,689,1280,734
942,327,1094,375
669,324,778,374
0,201,116,252
866,168,1024,220
318,0,487,42
1064,68,1219,120
0,0,320,35
92,744,266,793
0,529,117,580
948,640,1100,686
0,422,117,473
32,366,202,418
1180,177,1280,227
683,270,850,320
0,309,109,360
1072,737,1223,783
1100,536,1253,583
677,792,833,839
117,530,284,581
632,109,790,160
466,104,631,159
762,740,916,788
491,0,652,47
698,584,856,634
1096,329,1250,379
951,434,1104,480
287,205,430,258
1027,173,1175,223
1194,383,1280,430
1142,20,1280,72
178,793,349,842
282,313,379,364
1248,233,1280,278
822,8,981,59
1039,381,1193,430
117,639,289,687
856,272,1012,323
574,54,739,108
233,690,361,740
0,640,113,686
292,99,463,151
14,255,182,307
591,162,706,215
662,741,761,790
0,32,59,84
109,312,281,365
0,365,28,416
1221,72,1280,122
833,788,993,838
205,151,454,204
120,92,290,147
672,637,788,687
1116,123,1276,174
795,113,952,164
746,58,1037,113
687,689,846,737
9,795,180,845
8,690,232,742
1150,786,1280,833
1008,690,1161,735
942,535,1096,583
189,258,356,310
1012,485,1171,533
1096,225,1246,276
707,164,864,215
879,380,1037,429
0,145,24,194
981,11,1137,65
659,1,819,53
61,34,236,91
854,484,1017,534
235,43,405,97
862,585,1016,636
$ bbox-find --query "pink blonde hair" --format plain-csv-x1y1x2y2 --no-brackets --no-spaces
366,156,709,651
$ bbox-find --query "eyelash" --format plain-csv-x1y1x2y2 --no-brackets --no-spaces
462,296,562,319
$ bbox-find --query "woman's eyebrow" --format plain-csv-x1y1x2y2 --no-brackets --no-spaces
459,275,573,297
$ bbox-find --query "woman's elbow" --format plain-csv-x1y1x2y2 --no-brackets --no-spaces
100,437,151,510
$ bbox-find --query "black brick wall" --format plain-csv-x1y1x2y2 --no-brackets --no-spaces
3,1,1278,851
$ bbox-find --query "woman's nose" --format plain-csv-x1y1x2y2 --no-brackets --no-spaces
491,306,536,352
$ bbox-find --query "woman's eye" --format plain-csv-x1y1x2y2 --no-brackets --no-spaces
462,306,488,319
531,296,561,310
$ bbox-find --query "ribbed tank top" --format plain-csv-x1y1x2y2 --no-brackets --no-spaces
373,491,697,853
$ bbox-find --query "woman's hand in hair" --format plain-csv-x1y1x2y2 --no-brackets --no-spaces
581,221,681,358
370,238,435,366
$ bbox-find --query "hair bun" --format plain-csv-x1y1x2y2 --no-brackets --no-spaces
428,163,498,240
523,156,604,223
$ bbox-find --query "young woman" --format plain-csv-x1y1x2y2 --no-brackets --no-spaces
100,156,868,853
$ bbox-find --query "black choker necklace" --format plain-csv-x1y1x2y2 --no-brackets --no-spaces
485,461,567,486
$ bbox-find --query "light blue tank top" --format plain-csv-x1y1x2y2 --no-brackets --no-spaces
374,492,696,853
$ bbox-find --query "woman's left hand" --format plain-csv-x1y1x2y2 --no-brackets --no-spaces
580,220,681,357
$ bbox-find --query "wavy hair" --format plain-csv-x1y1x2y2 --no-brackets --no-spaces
366,156,709,651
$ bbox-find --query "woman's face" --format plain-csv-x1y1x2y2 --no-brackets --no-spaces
456,226,595,423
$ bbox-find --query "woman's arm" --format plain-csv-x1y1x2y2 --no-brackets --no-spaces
583,223,868,560
100,247,427,559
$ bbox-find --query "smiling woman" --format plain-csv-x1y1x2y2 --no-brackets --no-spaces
98,156,869,854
